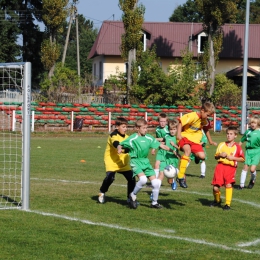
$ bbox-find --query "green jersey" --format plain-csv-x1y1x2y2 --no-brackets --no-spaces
120,133,160,159
240,128,260,150
160,134,179,170
155,125,169,138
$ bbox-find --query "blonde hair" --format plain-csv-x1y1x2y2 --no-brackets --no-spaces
135,118,148,128
168,119,179,129
201,102,215,114
249,115,260,126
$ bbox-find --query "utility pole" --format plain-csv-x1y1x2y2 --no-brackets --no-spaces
241,0,250,134
62,5,74,66
75,4,81,96
75,6,80,78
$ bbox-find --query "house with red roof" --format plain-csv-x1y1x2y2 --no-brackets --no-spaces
88,21,260,88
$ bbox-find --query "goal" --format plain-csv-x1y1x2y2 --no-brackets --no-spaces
0,62,31,210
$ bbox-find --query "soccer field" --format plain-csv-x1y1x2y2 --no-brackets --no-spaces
1,131,260,259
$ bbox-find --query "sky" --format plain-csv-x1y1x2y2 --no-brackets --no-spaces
77,0,187,29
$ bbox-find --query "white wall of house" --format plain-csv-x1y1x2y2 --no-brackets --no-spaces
92,55,125,86
92,55,259,86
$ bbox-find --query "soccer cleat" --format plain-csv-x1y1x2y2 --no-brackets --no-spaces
129,193,138,209
98,193,105,204
223,204,231,210
150,203,163,209
179,178,188,188
195,157,200,164
210,200,221,207
171,181,177,190
199,175,205,179
127,198,140,205
248,180,255,189
237,186,244,190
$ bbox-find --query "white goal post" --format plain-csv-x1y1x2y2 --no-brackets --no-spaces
0,62,31,210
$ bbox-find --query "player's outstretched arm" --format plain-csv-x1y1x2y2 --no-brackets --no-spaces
205,129,217,146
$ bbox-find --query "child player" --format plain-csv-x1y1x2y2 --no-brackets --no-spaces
152,113,170,178
238,115,260,189
210,126,244,210
159,119,180,190
98,117,136,204
177,102,217,188
189,130,207,178
118,119,175,209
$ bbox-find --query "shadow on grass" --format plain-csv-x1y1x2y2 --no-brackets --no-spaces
91,195,130,206
0,194,22,206
91,191,186,209
196,198,221,208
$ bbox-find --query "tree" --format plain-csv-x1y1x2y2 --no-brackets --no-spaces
211,74,242,106
196,0,238,97
119,0,145,94
169,0,203,22
103,67,127,104
131,46,168,104
167,49,202,105
0,1,21,62
130,47,201,106
60,14,98,76
40,62,80,101
41,0,68,78
236,0,260,23
170,0,260,24
18,0,44,87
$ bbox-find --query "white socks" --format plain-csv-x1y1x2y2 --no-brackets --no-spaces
151,179,162,205
154,169,159,178
200,161,206,176
240,170,247,187
132,175,147,195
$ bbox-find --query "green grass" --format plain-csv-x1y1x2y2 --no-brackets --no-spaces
1,131,260,259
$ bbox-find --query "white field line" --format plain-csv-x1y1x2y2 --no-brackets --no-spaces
27,209,260,255
237,239,260,247
31,177,260,252
31,177,260,208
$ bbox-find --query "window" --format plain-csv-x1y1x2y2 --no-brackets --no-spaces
93,63,96,78
99,61,103,80
198,32,208,53
140,31,147,51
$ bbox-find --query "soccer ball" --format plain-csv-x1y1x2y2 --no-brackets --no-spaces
163,165,177,178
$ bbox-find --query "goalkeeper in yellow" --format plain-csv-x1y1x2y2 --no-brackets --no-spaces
210,126,244,210
98,117,136,204
176,102,217,188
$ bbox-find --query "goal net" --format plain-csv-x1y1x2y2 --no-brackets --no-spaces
0,62,31,210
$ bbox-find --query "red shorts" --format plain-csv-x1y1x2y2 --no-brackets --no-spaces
211,163,236,187
178,137,204,154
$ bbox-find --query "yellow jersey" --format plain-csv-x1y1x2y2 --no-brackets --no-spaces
104,130,131,172
180,112,209,144
215,142,244,167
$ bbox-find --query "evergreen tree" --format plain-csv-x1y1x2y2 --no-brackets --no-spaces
0,0,21,62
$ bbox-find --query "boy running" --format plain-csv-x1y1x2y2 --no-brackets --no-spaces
118,119,175,209
210,126,244,210
238,115,260,189
177,102,217,188
98,117,136,204
152,113,170,178
160,119,180,190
